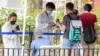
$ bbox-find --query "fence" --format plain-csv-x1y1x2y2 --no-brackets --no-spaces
0,31,64,56
0,48,100,56
0,26,100,56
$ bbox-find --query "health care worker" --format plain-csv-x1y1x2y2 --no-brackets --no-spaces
2,12,21,56
35,2,56,44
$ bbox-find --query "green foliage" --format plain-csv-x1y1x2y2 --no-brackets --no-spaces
21,0,25,6
56,7,64,21
24,37,29,48
93,7,100,31
26,9,42,31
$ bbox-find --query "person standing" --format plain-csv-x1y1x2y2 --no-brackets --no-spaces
56,2,79,56
80,4,98,56
35,2,56,44
2,12,21,56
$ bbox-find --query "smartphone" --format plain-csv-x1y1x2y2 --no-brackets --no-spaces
16,25,20,30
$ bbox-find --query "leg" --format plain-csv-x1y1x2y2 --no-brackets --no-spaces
83,44,95,56
88,44,95,56
71,42,78,56
62,38,71,56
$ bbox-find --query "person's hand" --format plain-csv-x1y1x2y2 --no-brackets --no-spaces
56,19,59,22
56,21,61,27
48,22,55,27
12,28,17,32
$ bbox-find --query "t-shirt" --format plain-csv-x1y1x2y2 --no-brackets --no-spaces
30,37,51,56
79,13,97,32
62,13,78,38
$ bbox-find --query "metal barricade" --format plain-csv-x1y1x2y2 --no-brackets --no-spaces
0,48,100,56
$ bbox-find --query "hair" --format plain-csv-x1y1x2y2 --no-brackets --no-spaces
84,4,92,12
34,29,42,35
66,2,74,10
8,12,17,20
73,9,78,15
46,2,55,10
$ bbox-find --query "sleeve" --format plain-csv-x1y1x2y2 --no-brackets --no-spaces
30,41,36,54
36,14,49,29
62,15,68,26
16,25,22,37
94,15,97,22
49,16,56,30
2,24,17,40
16,30,22,37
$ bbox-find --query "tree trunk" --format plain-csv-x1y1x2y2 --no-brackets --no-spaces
38,0,43,9
27,0,43,13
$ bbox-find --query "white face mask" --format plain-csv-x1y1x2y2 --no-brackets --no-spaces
47,11,52,15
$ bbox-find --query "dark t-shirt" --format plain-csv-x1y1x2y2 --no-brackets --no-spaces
62,13,78,38
79,13,97,32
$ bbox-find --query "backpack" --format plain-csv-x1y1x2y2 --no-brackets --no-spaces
67,15,82,42
84,19,96,44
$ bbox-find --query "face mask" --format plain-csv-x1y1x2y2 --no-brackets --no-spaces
47,11,52,15
10,21,16,25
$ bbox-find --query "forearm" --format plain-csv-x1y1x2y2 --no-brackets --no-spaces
94,23,99,38
17,30,22,37
38,23,49,29
58,24,65,32
95,28,98,38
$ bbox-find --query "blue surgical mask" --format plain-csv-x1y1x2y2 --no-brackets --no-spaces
47,11,52,15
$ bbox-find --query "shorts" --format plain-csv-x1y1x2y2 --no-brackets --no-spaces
81,37,96,48
62,38,78,48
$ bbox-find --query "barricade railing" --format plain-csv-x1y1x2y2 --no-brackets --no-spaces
0,32,100,56
0,32,64,56
0,48,100,56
